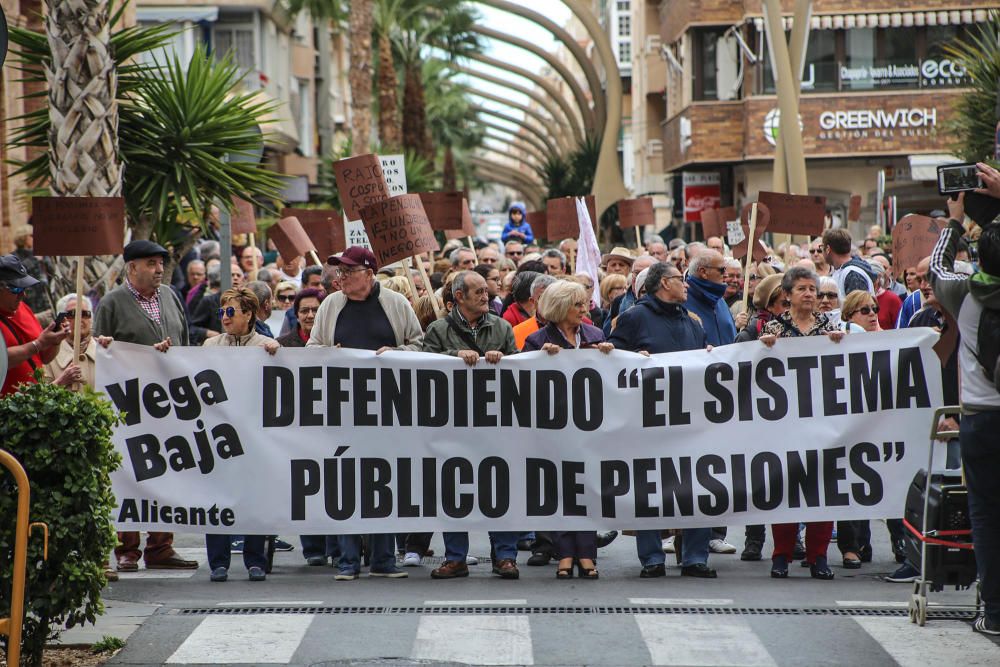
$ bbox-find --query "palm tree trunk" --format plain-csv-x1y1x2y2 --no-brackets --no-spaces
376,31,401,152
442,145,456,191
348,0,374,153
402,61,431,161
316,20,334,159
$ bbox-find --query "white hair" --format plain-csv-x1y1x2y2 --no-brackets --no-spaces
56,293,81,313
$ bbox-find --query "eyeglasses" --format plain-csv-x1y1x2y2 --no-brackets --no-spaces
217,306,240,318
857,305,880,316
335,267,368,278
663,275,684,283
810,248,823,254
817,292,838,300
276,294,295,303
507,251,524,257
298,306,319,315
3,283,26,294
65,310,92,319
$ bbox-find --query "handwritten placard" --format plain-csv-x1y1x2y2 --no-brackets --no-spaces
334,154,390,221
419,192,464,231
231,197,257,235
848,195,862,223
732,202,770,262
32,196,125,256
379,154,407,196
527,210,547,241
618,197,654,229
757,191,827,236
359,194,441,267
892,214,943,280
546,195,596,241
445,199,476,240
268,216,317,262
282,208,345,259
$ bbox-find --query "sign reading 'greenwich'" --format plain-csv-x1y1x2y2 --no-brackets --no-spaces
96,330,943,533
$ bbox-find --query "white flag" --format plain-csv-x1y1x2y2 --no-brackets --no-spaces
575,197,602,308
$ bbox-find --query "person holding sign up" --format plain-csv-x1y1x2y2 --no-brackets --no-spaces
308,246,423,581
422,270,521,580
760,267,846,581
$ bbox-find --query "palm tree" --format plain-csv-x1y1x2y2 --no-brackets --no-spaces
373,0,411,152
945,11,1000,163
424,59,482,190
349,0,376,152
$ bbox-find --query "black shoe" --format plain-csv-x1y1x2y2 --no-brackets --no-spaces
792,541,806,561
741,541,763,561
842,552,862,569
640,563,666,578
771,555,789,578
973,614,1000,636
273,538,295,552
891,539,907,564
596,530,619,548
516,539,534,551
858,544,873,563
526,551,551,566
306,556,327,566
680,563,717,578
810,556,835,580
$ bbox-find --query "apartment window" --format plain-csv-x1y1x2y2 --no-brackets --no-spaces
617,1,630,11
213,20,258,84
619,40,631,63
289,78,314,157
692,27,728,101
618,15,631,38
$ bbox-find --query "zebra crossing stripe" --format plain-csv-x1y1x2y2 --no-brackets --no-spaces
166,614,314,664
411,615,533,665
853,616,1000,666
635,615,777,667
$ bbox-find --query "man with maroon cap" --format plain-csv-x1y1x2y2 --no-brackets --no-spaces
0,253,69,396
307,246,423,580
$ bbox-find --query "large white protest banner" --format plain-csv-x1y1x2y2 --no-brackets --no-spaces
96,330,942,533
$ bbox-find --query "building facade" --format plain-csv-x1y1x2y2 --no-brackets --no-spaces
653,1,992,239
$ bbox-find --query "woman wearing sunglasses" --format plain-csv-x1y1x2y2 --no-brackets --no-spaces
43,293,112,389
201,287,277,582
841,290,881,333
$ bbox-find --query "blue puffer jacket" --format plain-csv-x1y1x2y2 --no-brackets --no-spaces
684,275,736,346
501,201,534,244
608,295,707,354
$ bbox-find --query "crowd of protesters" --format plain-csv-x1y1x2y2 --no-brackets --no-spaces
2,164,1000,635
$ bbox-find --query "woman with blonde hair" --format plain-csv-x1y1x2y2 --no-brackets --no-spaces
382,275,414,304
841,289,880,333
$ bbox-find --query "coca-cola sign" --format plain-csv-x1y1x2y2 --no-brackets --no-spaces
682,172,721,223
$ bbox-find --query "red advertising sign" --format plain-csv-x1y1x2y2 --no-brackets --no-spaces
682,172,721,223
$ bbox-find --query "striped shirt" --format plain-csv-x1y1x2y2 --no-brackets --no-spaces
125,278,161,324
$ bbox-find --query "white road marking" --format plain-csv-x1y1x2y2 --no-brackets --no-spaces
215,601,324,607
636,615,777,667
836,601,909,608
423,599,528,606
853,616,1000,666
167,614,313,664
629,598,734,606
412,615,533,665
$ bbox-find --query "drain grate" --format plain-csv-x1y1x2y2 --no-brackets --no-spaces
175,605,975,620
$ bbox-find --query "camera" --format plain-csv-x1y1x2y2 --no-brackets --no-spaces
937,163,982,195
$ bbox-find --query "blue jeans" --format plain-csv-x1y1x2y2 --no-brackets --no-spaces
636,528,712,567
206,534,266,571
961,411,1000,622
337,534,396,573
300,535,340,560
443,532,519,563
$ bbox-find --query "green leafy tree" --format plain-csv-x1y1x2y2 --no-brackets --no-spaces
946,11,1000,164
425,59,483,191
0,381,122,667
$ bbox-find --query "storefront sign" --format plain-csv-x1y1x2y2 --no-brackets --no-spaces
840,59,967,90
682,172,721,223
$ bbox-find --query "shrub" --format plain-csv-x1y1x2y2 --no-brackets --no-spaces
0,378,121,667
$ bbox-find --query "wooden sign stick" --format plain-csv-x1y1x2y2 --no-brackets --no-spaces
72,254,85,360
308,250,323,268
568,247,576,274
414,254,445,318
466,236,475,253
635,227,642,251
740,203,759,316
249,233,259,275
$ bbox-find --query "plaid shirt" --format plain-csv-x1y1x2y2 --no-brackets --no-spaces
125,278,162,324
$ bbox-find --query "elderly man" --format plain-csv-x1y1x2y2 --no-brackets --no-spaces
1,254,68,396
646,240,668,262
422,270,521,579
504,240,525,265
541,249,567,276
897,256,931,327
478,246,500,266
722,258,743,307
706,236,725,254
450,247,477,271
184,259,206,299
602,254,655,336
307,246,422,581
602,247,634,276
245,281,275,337
609,262,717,578
93,240,197,572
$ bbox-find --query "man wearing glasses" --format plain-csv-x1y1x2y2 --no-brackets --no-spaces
0,254,69,397
307,246,423,581
808,238,832,277
93,240,198,572
504,241,525,265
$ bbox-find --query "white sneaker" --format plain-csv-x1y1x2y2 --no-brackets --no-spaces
466,555,479,565
401,552,422,567
709,538,737,554
661,536,675,553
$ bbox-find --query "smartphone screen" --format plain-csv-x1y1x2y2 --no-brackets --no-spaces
938,164,981,194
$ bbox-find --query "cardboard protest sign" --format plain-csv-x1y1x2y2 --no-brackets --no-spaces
268,216,317,262
699,206,736,240
334,154,390,222
231,197,257,236
527,210,547,241
445,199,476,240
282,208,345,259
618,197,654,229
892,214,943,280
546,195,596,241
757,191,826,236
359,194,441,268
732,202,770,262
32,196,125,256
418,192,464,231
379,154,407,196
848,195,863,223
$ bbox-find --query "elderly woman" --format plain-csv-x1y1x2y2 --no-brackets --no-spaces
523,281,612,579
43,293,113,388
203,287,277,582
276,288,325,348
841,290,880,333
760,267,845,580
735,273,785,343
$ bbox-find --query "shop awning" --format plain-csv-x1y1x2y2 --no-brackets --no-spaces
136,7,219,23
909,154,961,182
751,9,990,32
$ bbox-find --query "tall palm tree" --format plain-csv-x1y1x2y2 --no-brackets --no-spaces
349,0,376,152
424,59,482,190
945,10,1000,163
373,0,412,152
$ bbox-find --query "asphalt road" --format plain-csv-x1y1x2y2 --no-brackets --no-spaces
91,523,996,666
